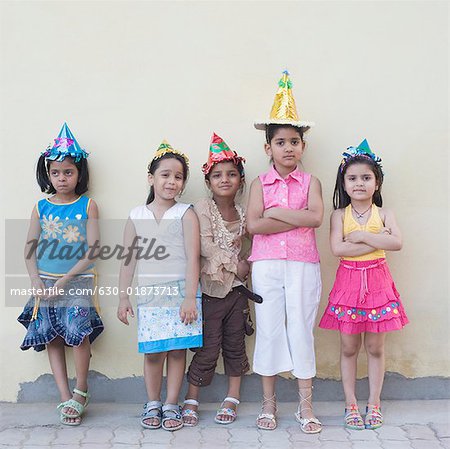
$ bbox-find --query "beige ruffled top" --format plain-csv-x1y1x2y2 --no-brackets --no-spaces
194,198,247,298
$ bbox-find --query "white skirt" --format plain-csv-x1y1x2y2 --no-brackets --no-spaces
137,280,202,353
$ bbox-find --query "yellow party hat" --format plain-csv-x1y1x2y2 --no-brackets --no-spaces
150,140,189,168
254,70,314,130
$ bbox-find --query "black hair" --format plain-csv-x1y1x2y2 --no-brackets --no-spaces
333,156,384,210
146,152,189,204
265,124,305,144
36,155,89,194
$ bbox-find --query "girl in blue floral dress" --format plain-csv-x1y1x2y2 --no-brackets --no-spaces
18,123,104,426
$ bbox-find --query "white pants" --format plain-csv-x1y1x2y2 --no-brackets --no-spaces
252,260,322,379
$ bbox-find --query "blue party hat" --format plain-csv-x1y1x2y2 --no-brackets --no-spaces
340,138,382,173
42,122,89,162
356,138,372,154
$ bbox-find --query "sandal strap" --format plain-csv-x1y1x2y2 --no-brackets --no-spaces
345,403,362,417
217,407,237,418
345,410,363,420
257,413,276,421
181,408,199,418
162,404,182,420
73,388,89,399
298,386,313,413
57,398,85,416
345,408,364,425
261,394,277,412
222,396,240,406
257,412,277,424
298,416,322,426
143,400,163,410
366,405,383,419
183,398,199,407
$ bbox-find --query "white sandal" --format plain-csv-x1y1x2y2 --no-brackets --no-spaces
181,398,199,427
215,397,240,424
295,387,322,434
256,394,277,430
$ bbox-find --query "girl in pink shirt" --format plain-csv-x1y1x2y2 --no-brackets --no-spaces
247,123,323,433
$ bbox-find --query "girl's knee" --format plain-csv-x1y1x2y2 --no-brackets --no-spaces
168,349,186,360
341,346,359,358
365,343,384,358
341,340,361,358
364,334,385,358
145,352,167,363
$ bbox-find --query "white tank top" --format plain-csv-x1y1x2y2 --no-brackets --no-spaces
129,202,191,285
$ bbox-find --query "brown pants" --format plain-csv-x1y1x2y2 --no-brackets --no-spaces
187,288,250,387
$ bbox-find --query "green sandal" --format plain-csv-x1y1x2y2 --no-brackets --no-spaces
57,388,90,418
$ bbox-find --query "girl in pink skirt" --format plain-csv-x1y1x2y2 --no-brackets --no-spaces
319,139,408,431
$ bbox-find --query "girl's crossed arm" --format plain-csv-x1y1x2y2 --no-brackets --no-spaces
330,209,376,257
263,176,324,228
344,208,402,251
246,178,296,235
181,208,201,325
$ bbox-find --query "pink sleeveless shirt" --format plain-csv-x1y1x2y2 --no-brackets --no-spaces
248,166,320,263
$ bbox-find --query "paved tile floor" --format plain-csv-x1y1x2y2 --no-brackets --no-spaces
1,400,448,448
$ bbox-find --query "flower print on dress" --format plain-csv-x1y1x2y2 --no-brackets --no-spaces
41,214,63,238
62,225,80,243
68,306,89,323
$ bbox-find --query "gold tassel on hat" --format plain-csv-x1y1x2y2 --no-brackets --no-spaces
149,140,189,169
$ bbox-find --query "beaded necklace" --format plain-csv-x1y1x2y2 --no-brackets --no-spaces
209,199,245,255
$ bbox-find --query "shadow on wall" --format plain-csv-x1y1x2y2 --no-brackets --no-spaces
17,371,450,403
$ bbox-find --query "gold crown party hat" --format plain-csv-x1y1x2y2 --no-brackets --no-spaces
254,70,314,131
150,140,189,168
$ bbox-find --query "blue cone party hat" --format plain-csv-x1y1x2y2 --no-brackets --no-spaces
356,139,372,154
42,122,89,162
340,138,382,172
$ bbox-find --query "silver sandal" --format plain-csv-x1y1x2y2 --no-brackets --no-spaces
140,400,163,429
161,403,183,431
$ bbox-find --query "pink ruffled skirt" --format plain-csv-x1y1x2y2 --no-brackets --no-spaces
319,258,408,334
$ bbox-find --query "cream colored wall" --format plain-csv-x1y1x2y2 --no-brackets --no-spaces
0,1,448,401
